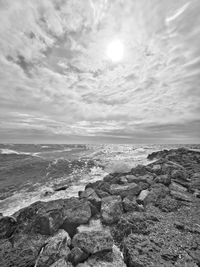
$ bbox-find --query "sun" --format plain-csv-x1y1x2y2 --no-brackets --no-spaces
106,39,124,62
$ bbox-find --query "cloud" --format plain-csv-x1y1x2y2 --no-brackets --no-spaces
0,0,200,143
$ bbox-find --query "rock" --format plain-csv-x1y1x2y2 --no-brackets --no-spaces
118,176,128,184
113,212,159,243
101,196,123,224
79,188,101,211
171,169,189,181
137,189,150,205
143,184,169,206
0,216,17,239
85,181,111,194
61,198,92,237
190,173,200,191
68,247,89,265
76,244,126,267
154,174,171,185
170,190,193,202
72,231,113,254
0,233,47,267
31,209,63,235
169,182,188,192
96,189,110,198
156,196,180,212
131,165,152,176
50,259,73,267
110,183,141,198
123,196,143,212
37,229,71,266
54,185,68,192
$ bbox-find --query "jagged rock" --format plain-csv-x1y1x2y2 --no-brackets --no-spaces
0,233,47,267
169,182,187,192
76,245,126,267
86,181,110,192
123,196,143,212
0,216,17,239
37,229,71,267
154,174,171,185
143,184,169,206
170,190,193,202
95,189,110,198
101,195,123,224
190,173,200,191
131,165,152,176
137,189,150,205
61,198,92,237
79,188,101,211
171,169,189,181
110,183,140,198
118,176,128,184
31,209,63,235
68,247,89,265
50,259,73,267
113,212,159,243
72,231,113,254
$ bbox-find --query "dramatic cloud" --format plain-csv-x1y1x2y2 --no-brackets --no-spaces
0,0,200,143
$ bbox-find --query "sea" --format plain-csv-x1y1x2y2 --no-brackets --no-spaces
0,143,199,216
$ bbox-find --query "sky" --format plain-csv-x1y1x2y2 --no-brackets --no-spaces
0,0,200,144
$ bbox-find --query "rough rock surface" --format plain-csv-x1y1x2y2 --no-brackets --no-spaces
72,230,113,254
101,195,123,224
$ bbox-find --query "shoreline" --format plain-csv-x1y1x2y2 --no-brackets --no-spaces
0,147,200,267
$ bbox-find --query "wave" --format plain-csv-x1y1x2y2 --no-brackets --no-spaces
0,148,31,155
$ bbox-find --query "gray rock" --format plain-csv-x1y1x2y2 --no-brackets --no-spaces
169,182,187,192
37,229,71,267
72,231,113,254
68,247,89,265
137,189,150,205
50,259,73,267
110,183,140,198
170,190,193,202
0,216,17,239
101,196,123,224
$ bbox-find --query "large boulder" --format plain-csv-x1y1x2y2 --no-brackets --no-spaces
110,183,141,198
0,233,47,267
101,196,123,224
72,231,113,254
0,216,17,239
79,188,101,211
123,196,143,212
37,230,71,267
143,184,169,206
113,212,159,243
76,245,126,267
61,198,92,237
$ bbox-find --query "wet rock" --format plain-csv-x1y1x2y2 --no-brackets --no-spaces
54,185,68,192
131,165,152,176
110,183,141,198
37,229,71,267
0,216,17,239
68,247,89,265
61,198,92,237
72,230,113,254
31,209,63,235
79,188,101,211
101,195,123,224
96,189,110,198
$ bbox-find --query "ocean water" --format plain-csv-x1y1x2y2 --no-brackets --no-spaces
0,143,199,216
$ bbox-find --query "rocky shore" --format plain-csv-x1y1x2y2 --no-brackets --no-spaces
0,147,200,267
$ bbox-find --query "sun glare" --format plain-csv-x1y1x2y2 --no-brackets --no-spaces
106,39,124,62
